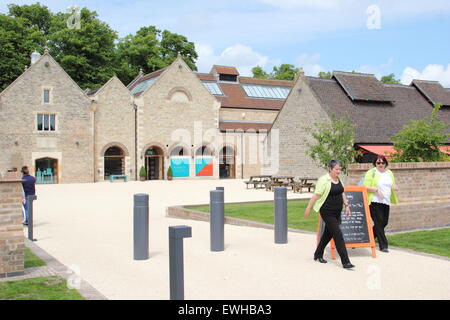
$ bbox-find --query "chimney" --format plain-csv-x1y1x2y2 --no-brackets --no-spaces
30,51,41,65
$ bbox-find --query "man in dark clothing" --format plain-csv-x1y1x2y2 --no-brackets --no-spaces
21,166,36,226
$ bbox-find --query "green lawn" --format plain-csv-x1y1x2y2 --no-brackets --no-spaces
187,201,450,258
24,247,46,268
387,228,450,258
188,200,318,232
0,276,85,300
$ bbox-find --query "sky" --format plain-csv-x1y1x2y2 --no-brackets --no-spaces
1,0,450,86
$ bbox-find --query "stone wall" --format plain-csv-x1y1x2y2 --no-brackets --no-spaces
347,162,450,232
268,73,328,179
0,172,24,277
0,53,93,183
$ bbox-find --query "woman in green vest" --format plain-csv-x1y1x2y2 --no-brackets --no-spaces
363,155,399,253
304,160,355,269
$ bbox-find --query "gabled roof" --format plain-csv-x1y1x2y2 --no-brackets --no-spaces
307,76,450,144
332,71,394,103
128,68,167,97
412,80,450,107
210,65,239,76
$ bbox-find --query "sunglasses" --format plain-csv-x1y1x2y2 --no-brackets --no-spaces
376,161,386,165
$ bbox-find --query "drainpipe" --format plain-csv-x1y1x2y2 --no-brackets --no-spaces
134,103,138,181
92,101,97,183
241,130,244,179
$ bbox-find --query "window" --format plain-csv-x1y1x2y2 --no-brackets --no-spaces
37,114,56,132
219,74,237,82
242,84,291,99
43,90,50,103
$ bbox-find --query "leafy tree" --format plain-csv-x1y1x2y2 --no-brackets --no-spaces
251,66,269,79
272,64,299,80
318,71,332,79
7,3,53,35
0,14,44,90
391,103,450,162
381,73,400,84
304,114,359,173
251,64,299,81
47,8,118,90
115,27,197,85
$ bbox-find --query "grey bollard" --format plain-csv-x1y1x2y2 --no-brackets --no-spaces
133,194,149,260
27,195,37,241
169,225,192,300
210,190,224,252
274,187,288,244
216,186,224,201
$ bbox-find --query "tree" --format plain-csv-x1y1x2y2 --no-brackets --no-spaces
0,14,44,90
251,64,299,81
391,103,450,162
7,3,53,35
381,73,400,84
115,27,197,85
272,64,299,80
304,114,359,173
318,71,332,79
47,8,118,90
251,66,269,79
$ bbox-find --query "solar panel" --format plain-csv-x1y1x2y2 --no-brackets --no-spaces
242,84,290,99
202,82,223,95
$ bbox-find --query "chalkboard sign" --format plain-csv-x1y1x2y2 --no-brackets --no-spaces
317,186,376,259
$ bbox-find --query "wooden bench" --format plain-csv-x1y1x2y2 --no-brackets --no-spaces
109,174,128,182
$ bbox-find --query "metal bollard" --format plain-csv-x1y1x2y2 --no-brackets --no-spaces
169,225,192,300
133,194,149,260
210,190,224,252
27,195,37,241
216,186,224,201
274,187,288,244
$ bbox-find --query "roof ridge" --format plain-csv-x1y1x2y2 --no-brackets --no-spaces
333,71,376,77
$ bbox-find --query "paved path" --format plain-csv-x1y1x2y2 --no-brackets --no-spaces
26,179,450,300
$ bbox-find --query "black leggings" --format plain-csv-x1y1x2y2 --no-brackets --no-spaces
315,212,350,265
370,202,390,250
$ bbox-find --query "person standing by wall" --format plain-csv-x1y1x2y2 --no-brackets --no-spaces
304,160,355,269
363,155,399,253
21,166,36,226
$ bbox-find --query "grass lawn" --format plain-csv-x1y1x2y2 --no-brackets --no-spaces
188,201,450,258
387,228,450,258
24,247,46,268
0,276,85,300
188,200,318,232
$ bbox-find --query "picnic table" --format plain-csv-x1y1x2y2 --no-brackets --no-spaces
291,177,317,193
264,176,295,191
244,175,272,189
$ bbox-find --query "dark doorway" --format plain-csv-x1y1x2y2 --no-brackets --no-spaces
35,157,58,184
219,146,235,179
145,146,164,180
104,146,125,179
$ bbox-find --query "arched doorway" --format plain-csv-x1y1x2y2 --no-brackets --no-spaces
144,146,164,180
219,146,235,179
35,157,58,184
104,146,125,179
169,145,190,178
195,146,213,176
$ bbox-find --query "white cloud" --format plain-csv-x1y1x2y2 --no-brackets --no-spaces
356,57,395,79
196,44,269,76
401,64,450,87
260,0,344,10
295,53,325,76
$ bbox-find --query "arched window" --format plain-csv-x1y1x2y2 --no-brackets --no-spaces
195,146,212,157
104,146,125,178
170,146,189,157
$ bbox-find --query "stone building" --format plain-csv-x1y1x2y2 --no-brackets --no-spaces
0,50,293,183
0,49,93,183
270,71,450,179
